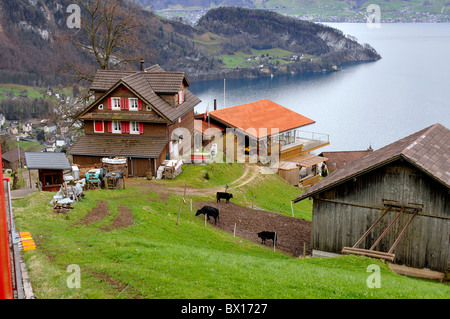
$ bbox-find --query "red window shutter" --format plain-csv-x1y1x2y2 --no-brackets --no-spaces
107,98,112,110
94,121,103,132
121,122,126,133
125,99,129,110
139,122,144,134
138,99,142,110
107,121,112,133
127,122,130,133
120,98,125,110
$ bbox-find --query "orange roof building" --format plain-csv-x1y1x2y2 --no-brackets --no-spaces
206,99,315,139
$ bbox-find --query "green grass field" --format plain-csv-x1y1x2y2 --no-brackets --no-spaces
12,162,450,299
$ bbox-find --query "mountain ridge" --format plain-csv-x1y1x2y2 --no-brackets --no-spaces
0,1,380,87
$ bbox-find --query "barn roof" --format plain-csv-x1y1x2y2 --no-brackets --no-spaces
293,123,450,203
24,152,72,170
208,99,315,139
319,149,373,171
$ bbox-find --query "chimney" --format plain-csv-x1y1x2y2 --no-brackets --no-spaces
214,99,217,111
140,59,144,72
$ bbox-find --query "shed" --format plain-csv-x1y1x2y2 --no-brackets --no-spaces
24,152,72,192
278,161,300,186
293,123,450,273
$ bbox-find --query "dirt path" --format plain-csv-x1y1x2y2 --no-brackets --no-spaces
149,163,261,198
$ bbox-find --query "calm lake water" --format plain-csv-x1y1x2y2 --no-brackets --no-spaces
189,23,450,152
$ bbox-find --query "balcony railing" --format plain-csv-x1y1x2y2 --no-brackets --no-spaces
279,129,329,152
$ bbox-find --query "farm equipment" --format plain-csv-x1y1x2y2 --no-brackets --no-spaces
85,168,106,189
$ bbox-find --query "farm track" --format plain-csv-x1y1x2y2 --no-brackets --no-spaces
142,163,261,198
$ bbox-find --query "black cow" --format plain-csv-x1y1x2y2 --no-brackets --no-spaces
257,231,277,245
196,206,219,224
216,192,233,203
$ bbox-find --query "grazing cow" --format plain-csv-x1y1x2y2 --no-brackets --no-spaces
257,231,277,245
216,192,233,203
196,206,220,224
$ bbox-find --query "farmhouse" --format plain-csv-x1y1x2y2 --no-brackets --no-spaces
293,123,450,273
68,63,201,177
196,99,330,186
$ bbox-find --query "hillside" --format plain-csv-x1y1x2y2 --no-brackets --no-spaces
192,7,380,80
12,162,450,299
0,0,380,87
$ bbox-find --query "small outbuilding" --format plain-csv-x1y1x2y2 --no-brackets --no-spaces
24,152,72,192
293,123,450,273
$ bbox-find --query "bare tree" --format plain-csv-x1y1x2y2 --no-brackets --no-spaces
58,0,147,83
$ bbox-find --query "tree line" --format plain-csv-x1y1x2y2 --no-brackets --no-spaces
0,98,52,121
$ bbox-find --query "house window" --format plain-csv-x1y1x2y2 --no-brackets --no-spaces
129,98,138,111
112,121,121,133
130,121,139,134
111,97,121,110
146,105,152,111
94,121,104,133
98,104,103,110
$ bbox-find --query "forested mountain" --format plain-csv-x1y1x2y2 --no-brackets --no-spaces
0,0,380,87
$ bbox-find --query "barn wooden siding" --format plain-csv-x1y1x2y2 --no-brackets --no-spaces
311,159,449,272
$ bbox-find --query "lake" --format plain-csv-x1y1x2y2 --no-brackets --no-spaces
189,23,450,152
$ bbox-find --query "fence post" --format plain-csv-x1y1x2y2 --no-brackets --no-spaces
176,203,182,225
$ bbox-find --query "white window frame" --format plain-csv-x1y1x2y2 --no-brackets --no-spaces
112,121,121,133
146,105,152,111
130,121,139,135
98,104,103,110
129,98,138,111
111,97,121,110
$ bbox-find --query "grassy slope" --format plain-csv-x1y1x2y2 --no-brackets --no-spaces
12,163,449,299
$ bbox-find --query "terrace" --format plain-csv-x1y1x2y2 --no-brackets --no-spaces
279,129,330,153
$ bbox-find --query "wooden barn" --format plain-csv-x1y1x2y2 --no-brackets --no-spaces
293,123,450,273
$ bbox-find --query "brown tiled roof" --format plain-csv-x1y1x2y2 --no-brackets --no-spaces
68,135,168,158
121,72,200,122
319,150,373,171
143,72,189,94
2,149,25,163
90,70,136,92
293,123,450,203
